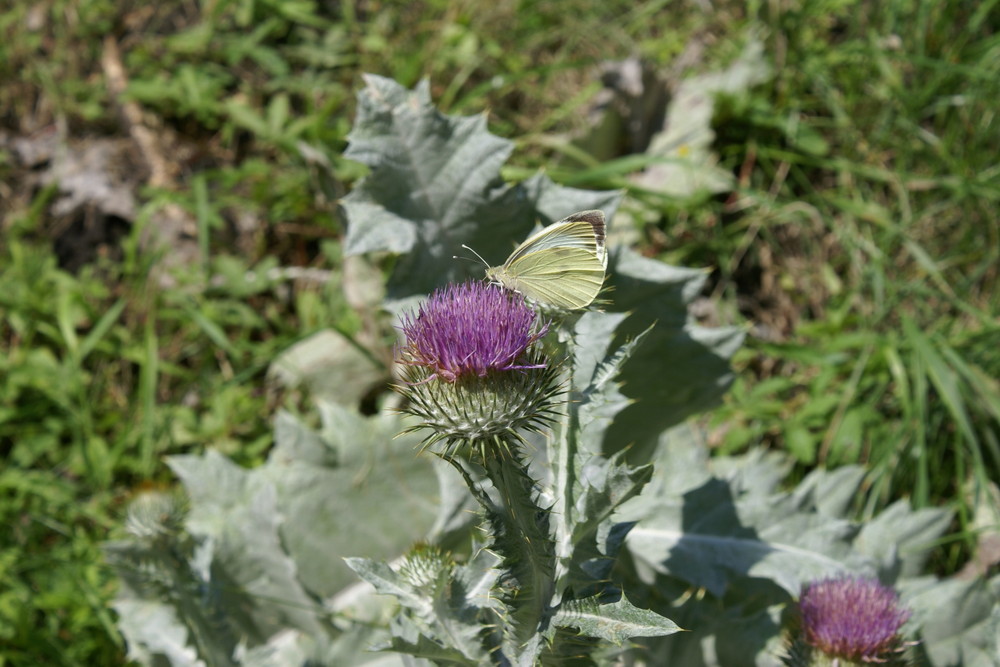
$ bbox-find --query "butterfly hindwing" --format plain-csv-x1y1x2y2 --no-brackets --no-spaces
506,246,605,310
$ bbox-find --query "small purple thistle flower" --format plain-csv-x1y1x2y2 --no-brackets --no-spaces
799,575,911,663
399,281,548,383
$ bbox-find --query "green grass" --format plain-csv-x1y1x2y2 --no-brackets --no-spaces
1,0,998,663
706,0,1000,545
0,231,354,663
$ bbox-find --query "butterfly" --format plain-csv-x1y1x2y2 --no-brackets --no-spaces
484,210,608,310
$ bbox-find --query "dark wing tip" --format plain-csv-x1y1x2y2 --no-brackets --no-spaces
563,210,606,248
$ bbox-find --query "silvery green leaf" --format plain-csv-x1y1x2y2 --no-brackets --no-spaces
344,558,435,616
573,452,652,544
380,632,473,666
312,399,412,465
129,402,444,666
622,435,870,597
547,311,653,596
552,595,681,645
627,590,787,667
237,624,412,667
475,454,557,655
426,457,478,546
341,75,624,305
453,548,504,612
618,439,975,667
236,630,311,667
112,599,208,667
342,75,529,299
902,574,1000,667
787,465,866,518
557,452,651,597
107,510,248,666
267,329,385,407
855,501,954,578
517,172,622,224
547,312,654,602
570,311,645,455
603,248,744,462
259,409,440,599
168,453,329,637
641,424,716,498
700,602,786,667
345,549,496,663
174,417,434,602
626,484,863,598
708,447,792,500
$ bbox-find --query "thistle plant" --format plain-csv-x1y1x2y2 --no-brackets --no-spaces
364,279,679,664
394,281,562,648
394,281,563,655
785,575,912,667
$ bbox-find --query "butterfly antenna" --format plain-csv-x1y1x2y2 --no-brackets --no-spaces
458,244,490,270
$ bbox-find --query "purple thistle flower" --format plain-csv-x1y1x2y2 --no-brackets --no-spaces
798,575,911,663
399,281,548,383
394,281,560,455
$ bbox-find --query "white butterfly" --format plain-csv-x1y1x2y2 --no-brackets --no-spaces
484,210,608,310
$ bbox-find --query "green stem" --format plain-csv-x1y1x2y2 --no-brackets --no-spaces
480,446,556,654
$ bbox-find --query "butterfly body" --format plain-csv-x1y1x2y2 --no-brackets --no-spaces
486,210,607,310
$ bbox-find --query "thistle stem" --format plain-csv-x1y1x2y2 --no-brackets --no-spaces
479,445,556,654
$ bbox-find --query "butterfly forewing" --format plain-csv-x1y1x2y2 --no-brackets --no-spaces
564,210,606,252
508,210,604,254
504,221,593,263
484,209,608,310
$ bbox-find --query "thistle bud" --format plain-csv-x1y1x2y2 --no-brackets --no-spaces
395,281,560,456
785,575,912,666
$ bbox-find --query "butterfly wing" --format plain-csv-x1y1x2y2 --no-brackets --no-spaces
504,246,605,310
506,211,607,264
486,210,608,310
561,210,607,268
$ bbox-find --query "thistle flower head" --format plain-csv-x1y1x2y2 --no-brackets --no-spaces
395,281,560,456
398,281,548,382
793,575,911,665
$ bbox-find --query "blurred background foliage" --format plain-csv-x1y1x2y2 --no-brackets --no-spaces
0,0,997,663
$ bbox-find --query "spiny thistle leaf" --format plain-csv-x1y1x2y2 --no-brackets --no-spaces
854,501,953,579
236,630,389,667
169,410,440,601
901,574,1000,667
569,311,649,456
626,475,867,599
345,547,499,663
549,314,654,596
108,403,450,666
167,455,331,636
343,76,520,265
622,431,876,599
552,595,682,645
378,633,475,665
602,249,745,461
112,599,218,667
558,452,652,598
344,557,441,615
